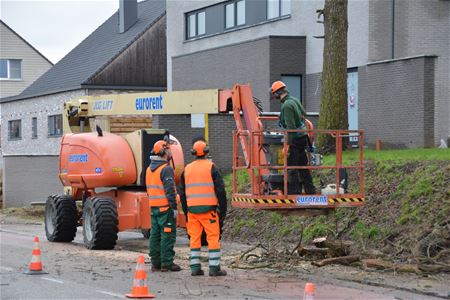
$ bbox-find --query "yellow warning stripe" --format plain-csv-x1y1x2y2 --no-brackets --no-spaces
232,197,295,204
328,198,365,203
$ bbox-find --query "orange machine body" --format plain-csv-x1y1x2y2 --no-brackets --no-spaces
59,131,186,232
59,132,137,189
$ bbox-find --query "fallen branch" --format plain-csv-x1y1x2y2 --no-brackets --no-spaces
362,259,418,273
298,246,330,257
311,255,360,267
313,237,354,256
290,223,304,256
417,264,450,274
239,243,262,260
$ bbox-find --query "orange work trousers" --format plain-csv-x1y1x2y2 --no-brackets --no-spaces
187,211,220,250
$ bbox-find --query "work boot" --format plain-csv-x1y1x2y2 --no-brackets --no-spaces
161,263,181,272
191,269,204,276
151,265,161,272
209,268,227,276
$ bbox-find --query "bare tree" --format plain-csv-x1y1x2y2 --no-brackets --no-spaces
317,0,349,152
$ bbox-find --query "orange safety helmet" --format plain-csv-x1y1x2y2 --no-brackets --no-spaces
271,80,286,95
153,140,169,156
191,140,209,157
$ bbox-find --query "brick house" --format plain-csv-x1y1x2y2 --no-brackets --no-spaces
161,0,449,172
0,0,167,207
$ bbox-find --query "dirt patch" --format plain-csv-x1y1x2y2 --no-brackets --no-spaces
0,206,45,224
222,160,450,271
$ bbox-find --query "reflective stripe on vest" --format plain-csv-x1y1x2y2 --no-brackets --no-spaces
184,159,218,207
146,164,169,207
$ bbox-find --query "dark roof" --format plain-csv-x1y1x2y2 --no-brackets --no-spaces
0,20,54,66
1,0,165,103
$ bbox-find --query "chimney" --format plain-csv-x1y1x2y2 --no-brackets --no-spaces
119,0,138,33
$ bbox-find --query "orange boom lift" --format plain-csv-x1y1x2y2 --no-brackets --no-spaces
45,84,364,249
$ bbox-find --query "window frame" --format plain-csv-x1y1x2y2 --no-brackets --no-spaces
48,114,63,137
281,74,303,103
8,119,22,140
224,0,246,30
186,10,207,39
32,117,38,139
267,0,290,20
0,59,22,80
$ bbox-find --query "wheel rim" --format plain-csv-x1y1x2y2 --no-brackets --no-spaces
84,207,94,242
45,203,55,235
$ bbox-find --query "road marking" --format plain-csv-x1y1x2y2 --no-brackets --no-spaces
97,290,124,298
41,277,64,284
0,266,14,271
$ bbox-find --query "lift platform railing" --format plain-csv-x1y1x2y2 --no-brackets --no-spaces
231,126,365,210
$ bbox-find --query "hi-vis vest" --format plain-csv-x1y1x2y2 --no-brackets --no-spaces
146,163,169,208
185,159,218,207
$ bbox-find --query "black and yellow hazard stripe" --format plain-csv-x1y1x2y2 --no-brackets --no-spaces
233,197,365,204
328,197,365,204
232,197,295,204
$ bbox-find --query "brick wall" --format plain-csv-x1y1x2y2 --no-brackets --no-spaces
156,114,237,172
359,55,436,148
269,37,306,112
369,0,450,145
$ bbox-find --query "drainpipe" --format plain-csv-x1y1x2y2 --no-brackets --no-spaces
391,0,395,59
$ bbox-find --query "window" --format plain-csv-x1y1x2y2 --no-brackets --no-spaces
225,0,245,29
187,10,206,39
48,114,62,137
237,1,246,25
0,59,22,79
8,120,22,140
32,117,38,139
281,75,302,102
267,0,290,19
225,3,235,28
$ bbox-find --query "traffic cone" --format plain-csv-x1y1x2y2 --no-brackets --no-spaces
126,255,155,298
24,236,48,275
303,282,315,300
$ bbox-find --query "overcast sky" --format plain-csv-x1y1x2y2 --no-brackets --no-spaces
1,0,120,64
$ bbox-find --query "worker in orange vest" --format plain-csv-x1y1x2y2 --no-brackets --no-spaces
146,140,181,272
180,137,228,276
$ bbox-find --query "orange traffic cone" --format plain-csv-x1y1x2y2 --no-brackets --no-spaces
24,236,48,275
126,255,155,298
303,282,315,300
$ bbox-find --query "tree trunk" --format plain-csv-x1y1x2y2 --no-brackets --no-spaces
317,0,349,152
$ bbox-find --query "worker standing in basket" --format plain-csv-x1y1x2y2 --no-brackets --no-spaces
180,137,228,276
146,140,181,272
271,80,316,195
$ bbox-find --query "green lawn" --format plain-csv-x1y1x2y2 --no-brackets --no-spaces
323,148,450,165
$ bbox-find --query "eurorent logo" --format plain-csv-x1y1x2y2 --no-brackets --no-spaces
69,154,88,163
136,95,163,111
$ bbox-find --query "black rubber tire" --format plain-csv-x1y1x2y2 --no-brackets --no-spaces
141,229,151,239
82,196,118,250
45,195,78,242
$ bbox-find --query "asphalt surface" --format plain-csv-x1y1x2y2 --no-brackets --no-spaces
0,221,447,299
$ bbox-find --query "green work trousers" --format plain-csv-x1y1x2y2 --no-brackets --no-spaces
149,207,176,268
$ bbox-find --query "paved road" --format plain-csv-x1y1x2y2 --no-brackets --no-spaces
0,222,445,299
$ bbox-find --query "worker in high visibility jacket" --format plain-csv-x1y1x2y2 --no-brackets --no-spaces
180,138,228,276
146,140,181,272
